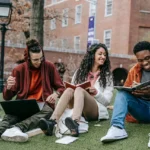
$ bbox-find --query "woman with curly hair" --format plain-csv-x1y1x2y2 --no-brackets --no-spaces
39,43,114,137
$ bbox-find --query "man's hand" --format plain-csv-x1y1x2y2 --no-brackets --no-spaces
46,93,58,104
132,81,140,88
132,87,150,97
6,76,16,90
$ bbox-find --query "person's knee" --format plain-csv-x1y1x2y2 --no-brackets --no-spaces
42,104,53,114
115,91,137,105
65,88,74,94
3,114,20,124
116,91,133,100
74,87,85,94
114,91,130,105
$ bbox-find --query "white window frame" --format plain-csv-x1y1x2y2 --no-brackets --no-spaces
51,0,64,5
50,18,56,30
57,0,63,2
62,38,68,48
6,40,11,46
62,8,69,27
50,41,55,47
51,0,57,4
105,0,113,17
91,39,99,45
103,29,112,50
74,36,80,50
89,2,96,17
75,5,82,24
44,0,47,6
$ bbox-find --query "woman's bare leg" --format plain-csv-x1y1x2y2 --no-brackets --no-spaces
51,88,74,120
72,87,98,121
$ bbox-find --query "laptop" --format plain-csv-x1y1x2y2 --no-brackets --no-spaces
0,99,43,120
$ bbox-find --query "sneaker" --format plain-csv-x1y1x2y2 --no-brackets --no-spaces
100,126,128,143
1,127,28,142
65,117,79,137
39,118,56,136
148,133,150,147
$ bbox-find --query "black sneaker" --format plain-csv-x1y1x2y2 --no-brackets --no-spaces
65,117,79,137
39,118,56,136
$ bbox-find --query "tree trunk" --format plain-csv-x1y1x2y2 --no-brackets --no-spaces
30,0,44,47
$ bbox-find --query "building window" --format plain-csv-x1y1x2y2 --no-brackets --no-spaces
104,30,111,49
75,5,82,24
57,0,63,2
51,0,64,4
62,39,68,48
51,0,57,4
74,36,80,50
44,0,47,6
50,18,56,30
62,8,69,27
89,2,96,17
105,0,113,16
91,39,99,45
50,41,55,47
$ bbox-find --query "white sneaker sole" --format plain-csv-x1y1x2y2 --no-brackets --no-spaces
101,135,128,143
1,135,28,142
148,142,150,148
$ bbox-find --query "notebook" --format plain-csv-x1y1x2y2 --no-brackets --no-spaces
55,136,78,144
0,99,42,120
114,80,150,92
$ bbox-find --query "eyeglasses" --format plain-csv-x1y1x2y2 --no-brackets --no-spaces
137,56,150,63
30,56,44,62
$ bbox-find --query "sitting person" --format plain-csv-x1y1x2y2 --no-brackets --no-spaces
101,41,150,143
1,39,65,142
39,43,114,137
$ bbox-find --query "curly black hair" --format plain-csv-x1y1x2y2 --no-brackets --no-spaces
133,41,150,55
74,43,112,88
26,39,42,53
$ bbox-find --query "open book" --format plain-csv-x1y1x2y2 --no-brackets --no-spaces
114,80,150,92
64,81,91,90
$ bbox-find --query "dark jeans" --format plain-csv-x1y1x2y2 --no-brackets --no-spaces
0,104,53,135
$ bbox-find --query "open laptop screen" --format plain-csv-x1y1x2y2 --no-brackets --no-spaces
0,99,41,120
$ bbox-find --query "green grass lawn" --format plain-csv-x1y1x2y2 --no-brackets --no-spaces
0,92,150,150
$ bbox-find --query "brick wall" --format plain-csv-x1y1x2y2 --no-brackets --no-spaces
3,47,136,82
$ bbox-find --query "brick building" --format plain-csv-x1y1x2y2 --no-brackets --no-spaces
43,0,150,85
1,0,150,85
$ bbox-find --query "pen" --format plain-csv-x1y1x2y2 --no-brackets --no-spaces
133,81,140,84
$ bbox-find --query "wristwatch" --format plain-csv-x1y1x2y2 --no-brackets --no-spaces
56,91,61,97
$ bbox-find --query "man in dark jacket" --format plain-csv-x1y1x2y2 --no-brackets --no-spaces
1,39,65,142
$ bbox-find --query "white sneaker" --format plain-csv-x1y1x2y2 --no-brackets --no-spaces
148,133,150,147
1,127,28,142
100,126,128,143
